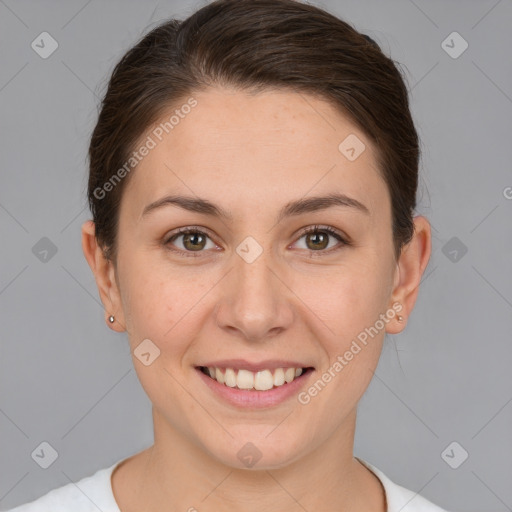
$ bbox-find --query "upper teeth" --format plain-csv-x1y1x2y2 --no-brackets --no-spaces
204,367,304,391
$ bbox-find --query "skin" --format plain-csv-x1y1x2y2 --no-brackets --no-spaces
82,86,431,512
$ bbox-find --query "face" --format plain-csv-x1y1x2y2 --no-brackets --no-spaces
84,86,428,470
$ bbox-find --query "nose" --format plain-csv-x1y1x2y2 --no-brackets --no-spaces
214,246,294,343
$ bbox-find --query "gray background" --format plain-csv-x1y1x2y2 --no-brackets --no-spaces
1,0,511,510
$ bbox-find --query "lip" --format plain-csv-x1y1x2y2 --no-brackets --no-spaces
195,366,315,408
197,359,312,372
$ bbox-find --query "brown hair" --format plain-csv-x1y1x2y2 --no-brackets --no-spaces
87,0,419,263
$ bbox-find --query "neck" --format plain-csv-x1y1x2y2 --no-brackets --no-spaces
112,407,386,512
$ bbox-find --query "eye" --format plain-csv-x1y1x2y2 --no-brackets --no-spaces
164,225,349,258
164,227,217,257
293,225,348,254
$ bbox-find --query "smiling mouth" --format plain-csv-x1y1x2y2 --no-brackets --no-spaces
198,366,314,391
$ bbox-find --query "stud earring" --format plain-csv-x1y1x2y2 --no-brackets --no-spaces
397,315,404,322
108,315,115,323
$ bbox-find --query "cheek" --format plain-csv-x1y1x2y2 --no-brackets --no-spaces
122,257,212,364
121,269,193,407
117,251,176,346
307,271,387,410
309,260,390,338
305,259,391,401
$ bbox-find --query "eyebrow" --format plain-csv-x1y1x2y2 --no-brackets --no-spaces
140,192,370,222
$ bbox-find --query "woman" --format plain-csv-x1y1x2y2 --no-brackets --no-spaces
8,0,450,510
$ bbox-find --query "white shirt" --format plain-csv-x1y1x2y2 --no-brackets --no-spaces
5,456,450,511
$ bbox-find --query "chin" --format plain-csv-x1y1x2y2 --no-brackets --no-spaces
202,428,307,471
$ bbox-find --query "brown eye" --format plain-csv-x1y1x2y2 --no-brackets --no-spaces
305,231,329,250
165,225,348,259
181,232,207,251
165,228,216,257
294,225,347,253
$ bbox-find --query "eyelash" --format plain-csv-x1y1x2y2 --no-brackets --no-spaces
164,225,349,258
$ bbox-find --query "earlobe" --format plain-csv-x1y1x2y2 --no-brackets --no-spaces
81,220,126,333
386,216,432,334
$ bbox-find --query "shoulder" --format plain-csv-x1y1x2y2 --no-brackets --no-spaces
4,461,122,512
356,457,452,512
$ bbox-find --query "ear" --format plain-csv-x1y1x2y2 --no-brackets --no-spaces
81,220,126,333
386,215,432,334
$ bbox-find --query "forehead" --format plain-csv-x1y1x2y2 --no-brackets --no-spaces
122,87,387,220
